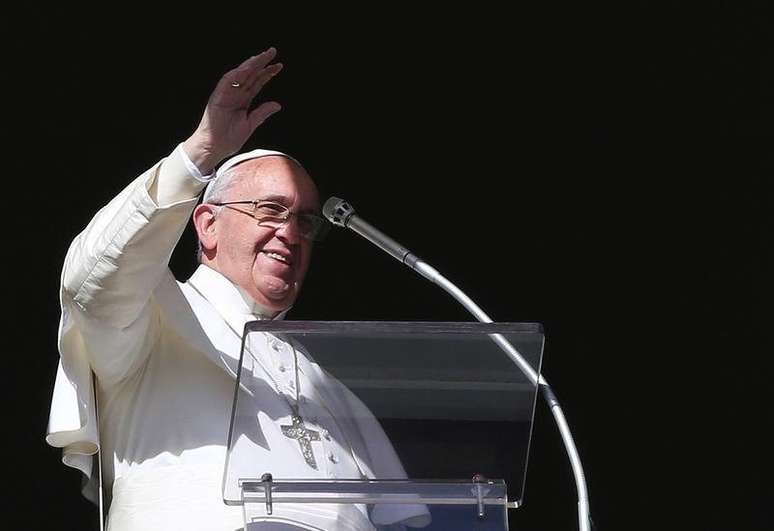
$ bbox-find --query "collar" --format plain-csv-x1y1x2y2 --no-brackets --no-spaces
187,264,290,322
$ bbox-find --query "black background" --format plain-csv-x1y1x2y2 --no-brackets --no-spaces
7,2,771,530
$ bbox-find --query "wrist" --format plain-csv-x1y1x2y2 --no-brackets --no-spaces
182,135,224,175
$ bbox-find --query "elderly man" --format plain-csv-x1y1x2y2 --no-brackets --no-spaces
47,49,429,531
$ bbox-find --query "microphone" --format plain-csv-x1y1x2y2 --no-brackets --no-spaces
322,196,542,381
323,196,591,530
322,197,420,269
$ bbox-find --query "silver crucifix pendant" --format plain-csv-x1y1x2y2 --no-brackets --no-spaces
280,405,321,469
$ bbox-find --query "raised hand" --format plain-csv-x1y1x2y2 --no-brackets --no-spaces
183,48,283,174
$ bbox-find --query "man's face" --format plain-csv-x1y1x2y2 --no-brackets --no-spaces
208,157,319,312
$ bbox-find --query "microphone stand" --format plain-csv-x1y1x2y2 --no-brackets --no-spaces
324,198,591,531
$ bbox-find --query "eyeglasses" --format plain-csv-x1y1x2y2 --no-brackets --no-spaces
210,199,328,241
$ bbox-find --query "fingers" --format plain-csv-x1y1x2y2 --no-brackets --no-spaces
243,62,283,95
208,48,283,113
247,101,282,131
237,47,277,71
229,47,279,87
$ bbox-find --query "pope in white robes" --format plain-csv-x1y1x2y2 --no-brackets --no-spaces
46,48,429,531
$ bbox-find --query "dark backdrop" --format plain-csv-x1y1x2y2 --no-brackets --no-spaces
7,3,771,530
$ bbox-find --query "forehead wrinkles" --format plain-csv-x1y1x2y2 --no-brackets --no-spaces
229,158,319,209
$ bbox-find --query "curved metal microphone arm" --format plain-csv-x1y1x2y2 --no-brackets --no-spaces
323,197,591,531
412,260,590,531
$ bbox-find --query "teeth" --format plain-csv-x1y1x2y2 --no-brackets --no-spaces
264,252,288,263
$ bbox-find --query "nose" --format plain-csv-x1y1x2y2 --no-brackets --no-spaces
274,215,302,244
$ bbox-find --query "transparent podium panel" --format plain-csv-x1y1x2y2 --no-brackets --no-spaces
223,321,543,530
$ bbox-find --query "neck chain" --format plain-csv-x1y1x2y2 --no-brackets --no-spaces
188,279,367,476
187,280,318,468
251,333,323,470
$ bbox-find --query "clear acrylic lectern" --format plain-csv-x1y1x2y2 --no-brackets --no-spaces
223,321,543,530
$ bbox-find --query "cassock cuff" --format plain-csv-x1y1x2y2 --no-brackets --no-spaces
177,143,215,183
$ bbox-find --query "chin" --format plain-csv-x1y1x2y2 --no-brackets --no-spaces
255,282,298,312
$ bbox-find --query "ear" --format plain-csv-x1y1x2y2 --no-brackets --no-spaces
193,204,220,254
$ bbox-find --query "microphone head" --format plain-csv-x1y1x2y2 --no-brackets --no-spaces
323,197,355,227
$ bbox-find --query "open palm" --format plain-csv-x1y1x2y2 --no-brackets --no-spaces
191,48,283,167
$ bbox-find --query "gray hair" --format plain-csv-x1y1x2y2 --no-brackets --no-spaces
195,165,242,262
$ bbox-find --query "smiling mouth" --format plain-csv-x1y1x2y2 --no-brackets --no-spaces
262,251,292,265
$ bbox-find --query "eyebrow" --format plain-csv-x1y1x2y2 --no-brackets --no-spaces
259,193,291,203
259,195,321,215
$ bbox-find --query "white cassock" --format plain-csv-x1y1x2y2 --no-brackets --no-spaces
46,146,430,531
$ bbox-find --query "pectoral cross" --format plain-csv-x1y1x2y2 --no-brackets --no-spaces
281,405,321,469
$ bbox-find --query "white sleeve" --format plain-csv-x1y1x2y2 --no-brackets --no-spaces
62,146,203,333
152,143,214,206
47,146,208,500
